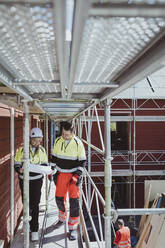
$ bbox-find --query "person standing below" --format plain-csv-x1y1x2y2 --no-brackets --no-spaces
14,127,48,241
114,219,131,248
51,121,86,240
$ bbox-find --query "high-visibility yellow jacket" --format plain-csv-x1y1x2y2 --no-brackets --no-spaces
51,135,86,173
14,144,48,180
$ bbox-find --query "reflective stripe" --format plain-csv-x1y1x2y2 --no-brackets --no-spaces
68,224,79,230
119,240,130,244
118,240,131,248
68,217,79,224
59,210,67,222
78,156,86,161
56,165,84,173
118,245,131,248
19,174,43,180
68,216,79,231
52,152,78,161
15,162,22,165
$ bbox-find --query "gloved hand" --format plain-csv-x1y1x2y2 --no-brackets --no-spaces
70,174,82,186
53,171,59,185
14,163,23,175
51,164,56,170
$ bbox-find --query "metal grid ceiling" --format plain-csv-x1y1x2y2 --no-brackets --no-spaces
0,1,165,119
74,17,165,86
0,3,59,83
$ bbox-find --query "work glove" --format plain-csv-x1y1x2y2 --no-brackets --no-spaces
51,164,56,171
48,163,56,181
53,171,59,185
70,173,82,186
14,163,23,175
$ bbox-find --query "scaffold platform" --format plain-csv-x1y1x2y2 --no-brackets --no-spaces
11,179,79,248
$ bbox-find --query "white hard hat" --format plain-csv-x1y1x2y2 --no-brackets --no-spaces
30,127,43,138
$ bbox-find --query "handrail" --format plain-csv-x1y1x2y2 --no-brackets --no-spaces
79,168,165,248
79,169,106,248
84,168,105,206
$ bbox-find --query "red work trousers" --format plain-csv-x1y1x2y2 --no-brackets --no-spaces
55,172,80,230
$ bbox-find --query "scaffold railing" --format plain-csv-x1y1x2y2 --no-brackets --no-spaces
79,168,165,248
89,150,165,166
80,168,109,248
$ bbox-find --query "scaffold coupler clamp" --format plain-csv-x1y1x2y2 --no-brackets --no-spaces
111,208,118,223
102,208,118,223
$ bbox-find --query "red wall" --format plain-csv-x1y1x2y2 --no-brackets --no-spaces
135,122,165,150
86,99,165,209
0,103,48,247
0,104,23,247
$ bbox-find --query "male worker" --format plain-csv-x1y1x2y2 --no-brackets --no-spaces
114,219,131,248
14,127,48,241
51,121,86,240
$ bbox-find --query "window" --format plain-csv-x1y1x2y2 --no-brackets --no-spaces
111,122,128,150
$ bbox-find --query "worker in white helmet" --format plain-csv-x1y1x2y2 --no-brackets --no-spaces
14,127,48,242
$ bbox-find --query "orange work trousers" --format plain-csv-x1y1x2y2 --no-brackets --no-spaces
55,172,80,230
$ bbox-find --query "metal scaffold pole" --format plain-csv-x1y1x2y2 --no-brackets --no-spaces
78,116,83,244
132,87,137,227
133,91,136,211
104,99,112,248
45,114,49,211
78,117,82,138
23,101,30,248
129,115,132,210
51,121,55,150
10,108,14,246
88,109,91,201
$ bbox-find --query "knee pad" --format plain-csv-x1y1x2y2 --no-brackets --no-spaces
70,198,79,217
56,196,65,212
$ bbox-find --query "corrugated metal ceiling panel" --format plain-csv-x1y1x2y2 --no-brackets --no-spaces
74,17,165,85
0,3,58,84
0,1,165,119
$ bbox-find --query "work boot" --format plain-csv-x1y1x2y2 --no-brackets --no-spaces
31,232,39,241
68,230,77,240
53,220,64,229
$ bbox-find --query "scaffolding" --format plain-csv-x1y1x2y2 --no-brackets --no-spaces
5,91,165,248
1,1,165,247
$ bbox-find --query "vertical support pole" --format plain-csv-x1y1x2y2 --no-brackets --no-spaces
88,109,91,201
129,114,132,210
104,99,112,248
45,114,49,210
10,108,14,246
78,117,82,138
132,87,136,227
51,121,55,150
23,101,30,248
36,118,39,128
133,91,136,210
78,116,83,241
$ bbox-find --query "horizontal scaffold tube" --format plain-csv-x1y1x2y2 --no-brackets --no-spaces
116,208,165,216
